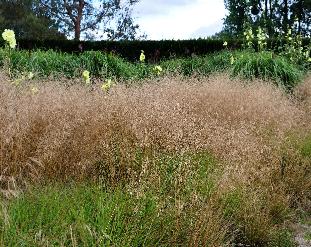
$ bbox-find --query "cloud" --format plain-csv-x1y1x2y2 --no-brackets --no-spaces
134,0,196,16
191,20,224,38
134,0,226,40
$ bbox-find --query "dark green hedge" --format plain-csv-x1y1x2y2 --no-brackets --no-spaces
0,39,240,61
0,38,309,62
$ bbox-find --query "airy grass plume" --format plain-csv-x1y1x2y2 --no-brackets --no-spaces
1,73,310,245
0,74,304,182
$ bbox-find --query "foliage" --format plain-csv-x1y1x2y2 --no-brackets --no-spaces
2,74,311,245
0,38,233,61
0,152,220,246
231,51,303,90
0,0,65,40
39,0,142,41
0,37,308,61
222,0,311,38
0,47,307,90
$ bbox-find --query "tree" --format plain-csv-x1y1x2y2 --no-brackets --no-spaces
0,0,65,39
223,0,250,37
39,0,142,41
105,5,146,40
290,0,311,36
222,0,311,38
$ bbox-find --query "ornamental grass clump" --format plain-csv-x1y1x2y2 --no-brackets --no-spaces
231,51,303,90
0,73,304,183
1,73,310,245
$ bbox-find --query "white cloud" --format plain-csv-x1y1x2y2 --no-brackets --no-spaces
134,0,194,16
191,20,224,38
134,0,226,40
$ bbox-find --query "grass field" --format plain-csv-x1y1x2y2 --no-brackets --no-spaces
1,70,311,246
1,48,308,90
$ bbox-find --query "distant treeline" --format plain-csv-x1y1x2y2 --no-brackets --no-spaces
0,38,310,62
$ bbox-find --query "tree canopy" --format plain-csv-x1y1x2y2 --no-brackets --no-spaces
0,0,65,39
38,0,143,40
0,0,143,41
221,0,311,38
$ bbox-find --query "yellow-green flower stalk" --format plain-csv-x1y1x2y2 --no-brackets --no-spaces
139,50,145,62
257,27,267,51
12,76,25,86
244,27,254,49
153,65,163,75
2,29,16,49
28,72,34,80
286,28,293,42
101,79,114,92
230,55,235,65
82,70,91,85
31,85,39,95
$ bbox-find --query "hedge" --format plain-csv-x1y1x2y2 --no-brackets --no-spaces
0,38,309,62
0,39,240,61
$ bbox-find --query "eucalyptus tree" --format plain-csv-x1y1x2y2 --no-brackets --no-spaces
39,0,142,40
222,0,311,37
0,0,65,39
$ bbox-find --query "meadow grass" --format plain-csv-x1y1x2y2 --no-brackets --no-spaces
0,73,311,246
0,48,307,89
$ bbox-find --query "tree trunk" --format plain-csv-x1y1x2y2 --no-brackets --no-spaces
74,0,84,40
268,0,273,37
283,0,288,33
74,23,81,40
264,0,268,33
264,0,268,20
298,0,303,34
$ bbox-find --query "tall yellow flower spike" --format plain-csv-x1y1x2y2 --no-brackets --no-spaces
82,70,91,85
101,79,114,92
31,86,39,95
230,56,235,65
28,72,34,80
140,50,145,62
153,65,163,75
2,29,16,49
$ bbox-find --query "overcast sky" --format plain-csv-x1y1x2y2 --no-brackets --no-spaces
133,0,227,40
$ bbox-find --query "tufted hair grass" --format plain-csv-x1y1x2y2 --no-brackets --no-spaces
0,73,311,245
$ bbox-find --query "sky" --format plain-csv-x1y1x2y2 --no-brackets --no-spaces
133,0,227,40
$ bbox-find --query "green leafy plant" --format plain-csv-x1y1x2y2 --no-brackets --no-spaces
231,51,303,90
